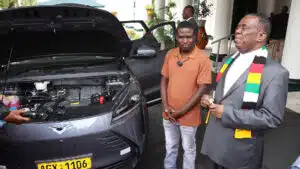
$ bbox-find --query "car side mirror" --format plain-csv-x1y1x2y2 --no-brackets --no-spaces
134,45,156,58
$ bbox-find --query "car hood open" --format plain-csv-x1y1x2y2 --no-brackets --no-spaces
0,4,132,65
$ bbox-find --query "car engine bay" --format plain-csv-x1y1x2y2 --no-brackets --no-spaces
0,73,131,121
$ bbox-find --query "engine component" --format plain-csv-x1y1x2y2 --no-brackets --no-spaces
90,93,108,105
1,75,127,121
34,81,50,92
66,88,80,103
56,100,71,115
28,91,51,102
80,86,103,100
22,111,48,120
106,78,125,96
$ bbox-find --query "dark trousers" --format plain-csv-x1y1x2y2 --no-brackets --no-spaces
204,156,228,169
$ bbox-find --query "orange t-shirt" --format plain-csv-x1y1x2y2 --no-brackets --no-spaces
161,47,212,126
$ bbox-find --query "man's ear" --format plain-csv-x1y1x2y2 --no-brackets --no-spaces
257,32,267,43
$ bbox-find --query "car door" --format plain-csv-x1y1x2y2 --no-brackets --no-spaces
125,21,176,105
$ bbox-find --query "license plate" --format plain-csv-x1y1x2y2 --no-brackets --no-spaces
36,156,92,169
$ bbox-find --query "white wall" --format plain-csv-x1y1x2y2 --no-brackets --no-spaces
281,0,300,80
203,0,217,37
257,0,276,17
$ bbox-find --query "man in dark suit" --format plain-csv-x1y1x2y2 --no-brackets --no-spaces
182,5,199,39
200,14,289,169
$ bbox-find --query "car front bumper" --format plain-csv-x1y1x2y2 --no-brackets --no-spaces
0,102,148,169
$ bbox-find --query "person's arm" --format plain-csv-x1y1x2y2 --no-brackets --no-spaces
175,84,208,116
160,51,176,121
0,97,30,124
160,51,170,110
4,109,30,124
173,56,212,118
160,76,169,110
221,70,289,130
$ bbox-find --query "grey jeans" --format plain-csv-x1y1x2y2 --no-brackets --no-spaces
163,119,198,169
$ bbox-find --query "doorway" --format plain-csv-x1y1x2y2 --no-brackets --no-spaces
230,0,258,34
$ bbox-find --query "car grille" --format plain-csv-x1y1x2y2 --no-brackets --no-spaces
98,132,129,152
100,158,132,169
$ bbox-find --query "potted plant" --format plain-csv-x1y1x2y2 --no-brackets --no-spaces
111,11,118,16
194,0,213,49
197,0,213,27
145,4,154,20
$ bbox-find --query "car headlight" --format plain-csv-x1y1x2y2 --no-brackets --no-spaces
111,81,142,120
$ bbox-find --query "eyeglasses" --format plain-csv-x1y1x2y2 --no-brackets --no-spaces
235,25,253,32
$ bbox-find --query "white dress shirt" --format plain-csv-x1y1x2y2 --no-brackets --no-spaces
186,17,194,21
223,50,258,96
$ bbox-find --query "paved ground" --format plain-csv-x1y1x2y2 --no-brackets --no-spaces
286,92,300,114
136,104,300,169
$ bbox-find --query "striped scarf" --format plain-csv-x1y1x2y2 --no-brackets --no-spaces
216,46,268,138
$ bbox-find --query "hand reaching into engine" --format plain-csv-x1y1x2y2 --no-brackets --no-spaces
4,109,31,125
0,95,31,124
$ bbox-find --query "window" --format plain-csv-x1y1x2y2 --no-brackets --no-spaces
122,23,146,41
150,24,175,50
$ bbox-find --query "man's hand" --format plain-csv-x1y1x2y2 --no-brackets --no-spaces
4,109,30,125
209,104,224,119
170,110,184,119
200,94,214,108
163,106,176,123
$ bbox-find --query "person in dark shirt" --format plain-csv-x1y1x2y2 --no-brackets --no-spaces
182,5,199,39
271,6,289,39
269,6,289,62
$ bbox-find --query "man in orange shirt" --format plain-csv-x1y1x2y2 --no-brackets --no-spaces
160,21,211,169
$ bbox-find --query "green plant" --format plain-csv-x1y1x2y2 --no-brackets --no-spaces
146,0,176,27
0,0,37,8
197,0,213,20
146,0,177,49
145,4,153,10
21,0,37,6
0,0,17,8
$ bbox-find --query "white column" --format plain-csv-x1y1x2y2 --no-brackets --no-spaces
18,0,22,6
212,0,234,56
257,0,276,17
182,0,193,8
281,0,300,80
155,0,166,20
